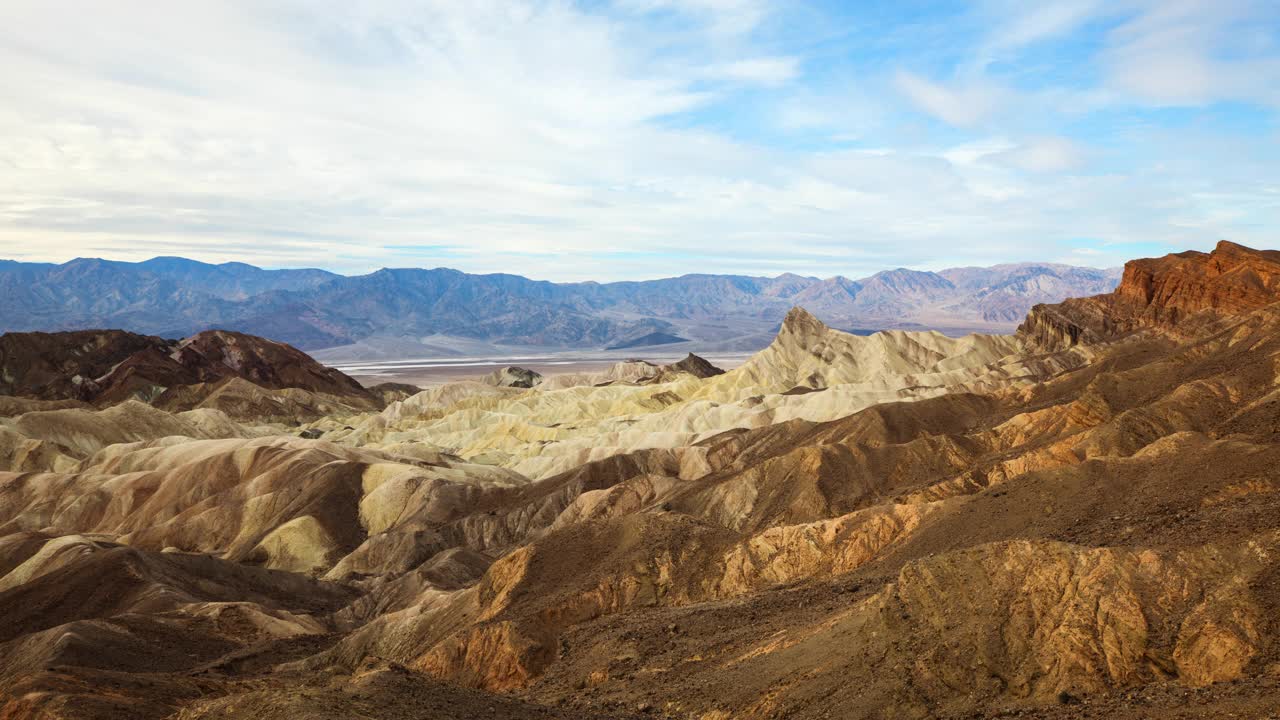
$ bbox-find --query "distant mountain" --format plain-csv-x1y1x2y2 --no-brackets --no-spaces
132,256,339,299
0,256,1121,352
940,263,1131,323
0,257,340,345
605,332,690,350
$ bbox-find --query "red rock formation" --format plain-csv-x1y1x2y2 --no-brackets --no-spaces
1020,241,1280,349
1114,240,1280,316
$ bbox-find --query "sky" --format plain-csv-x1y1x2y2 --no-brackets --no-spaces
1,0,1278,281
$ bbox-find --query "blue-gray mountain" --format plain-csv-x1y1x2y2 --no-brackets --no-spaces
0,256,1121,351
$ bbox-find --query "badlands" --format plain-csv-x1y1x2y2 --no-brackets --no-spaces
2,241,1280,718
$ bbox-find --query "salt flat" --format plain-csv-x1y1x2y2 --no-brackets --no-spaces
336,352,753,387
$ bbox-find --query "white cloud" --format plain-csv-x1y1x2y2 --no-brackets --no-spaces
1104,0,1280,107
992,137,1086,173
980,0,1105,55
711,56,800,86
619,0,772,36
894,71,1007,127
940,138,1017,167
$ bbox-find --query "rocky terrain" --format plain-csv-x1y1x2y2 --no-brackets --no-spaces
0,329,392,474
1020,240,1280,350
2,243,1279,719
0,328,378,412
0,256,1121,352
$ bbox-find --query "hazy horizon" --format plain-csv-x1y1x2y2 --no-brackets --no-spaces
0,251,1126,283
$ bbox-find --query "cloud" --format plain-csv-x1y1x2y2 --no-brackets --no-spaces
0,1,1275,281
1103,0,1280,107
616,0,771,36
710,56,800,86
980,0,1105,55
992,137,1086,173
894,71,1007,127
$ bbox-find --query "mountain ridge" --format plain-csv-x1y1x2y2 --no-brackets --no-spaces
0,255,1121,352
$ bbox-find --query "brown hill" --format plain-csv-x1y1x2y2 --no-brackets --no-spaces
167,330,371,398
0,329,171,401
0,328,377,414
662,353,725,379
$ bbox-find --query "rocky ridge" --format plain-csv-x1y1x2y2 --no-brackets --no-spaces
1020,240,1280,350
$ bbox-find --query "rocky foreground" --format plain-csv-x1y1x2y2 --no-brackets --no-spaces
2,242,1280,719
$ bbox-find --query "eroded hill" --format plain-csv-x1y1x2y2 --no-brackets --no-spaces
2,243,1280,719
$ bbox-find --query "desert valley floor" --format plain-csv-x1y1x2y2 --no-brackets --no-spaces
326,353,753,390
2,242,1280,719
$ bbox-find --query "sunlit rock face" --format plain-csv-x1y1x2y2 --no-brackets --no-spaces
1020,240,1280,350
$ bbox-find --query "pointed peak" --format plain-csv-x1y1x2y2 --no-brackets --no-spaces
1206,240,1280,265
1213,240,1257,256
781,306,828,335
667,353,725,378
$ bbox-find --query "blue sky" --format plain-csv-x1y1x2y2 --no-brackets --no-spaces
0,0,1277,280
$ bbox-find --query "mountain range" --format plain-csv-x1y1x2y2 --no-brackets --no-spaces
0,256,1121,355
